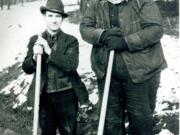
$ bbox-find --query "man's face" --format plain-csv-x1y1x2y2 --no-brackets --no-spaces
44,11,63,32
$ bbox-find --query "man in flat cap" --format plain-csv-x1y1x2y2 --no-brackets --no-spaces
22,0,90,134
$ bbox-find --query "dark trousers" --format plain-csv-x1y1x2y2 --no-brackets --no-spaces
97,54,160,135
39,89,78,135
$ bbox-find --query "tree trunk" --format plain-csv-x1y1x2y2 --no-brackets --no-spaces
7,0,11,10
77,0,80,5
1,0,3,10
21,0,23,6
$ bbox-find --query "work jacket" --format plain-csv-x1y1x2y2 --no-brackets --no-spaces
80,0,167,83
22,29,88,106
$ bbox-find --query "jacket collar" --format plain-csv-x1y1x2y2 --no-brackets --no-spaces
42,29,63,40
43,29,66,54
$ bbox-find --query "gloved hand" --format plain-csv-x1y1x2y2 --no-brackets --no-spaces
100,27,122,44
105,36,128,51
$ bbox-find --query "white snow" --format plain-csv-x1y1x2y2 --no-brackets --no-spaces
158,129,174,135
0,1,179,134
155,35,179,115
0,0,81,71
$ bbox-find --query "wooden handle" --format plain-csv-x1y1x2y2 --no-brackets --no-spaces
97,50,114,135
32,54,42,135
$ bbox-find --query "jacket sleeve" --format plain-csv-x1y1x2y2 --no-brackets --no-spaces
80,0,104,45
69,71,89,105
22,36,37,74
48,37,79,71
125,0,163,52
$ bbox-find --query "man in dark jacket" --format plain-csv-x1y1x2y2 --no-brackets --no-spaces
22,0,89,134
80,0,167,134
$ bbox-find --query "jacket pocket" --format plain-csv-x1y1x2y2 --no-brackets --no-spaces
135,43,165,73
56,76,72,90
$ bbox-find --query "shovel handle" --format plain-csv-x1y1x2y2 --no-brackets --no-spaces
32,54,42,135
97,50,114,135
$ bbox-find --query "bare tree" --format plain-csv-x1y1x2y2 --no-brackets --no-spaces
77,0,80,5
14,0,17,5
21,0,23,6
0,0,3,10
7,0,11,10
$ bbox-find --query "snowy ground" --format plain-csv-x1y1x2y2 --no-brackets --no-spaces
0,0,179,134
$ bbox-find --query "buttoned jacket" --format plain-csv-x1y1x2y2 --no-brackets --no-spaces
22,30,88,105
80,0,167,83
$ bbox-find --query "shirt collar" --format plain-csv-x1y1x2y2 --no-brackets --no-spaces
45,29,61,41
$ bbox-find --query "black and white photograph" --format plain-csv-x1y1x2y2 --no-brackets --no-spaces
0,0,179,135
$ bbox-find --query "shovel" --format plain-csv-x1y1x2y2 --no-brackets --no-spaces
32,34,43,135
97,50,114,135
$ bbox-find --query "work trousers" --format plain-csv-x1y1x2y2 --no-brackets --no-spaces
39,89,78,135
97,54,160,135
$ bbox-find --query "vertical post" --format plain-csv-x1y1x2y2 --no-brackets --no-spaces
7,0,10,10
97,50,114,135
0,0,4,10
32,54,42,135
21,0,23,6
